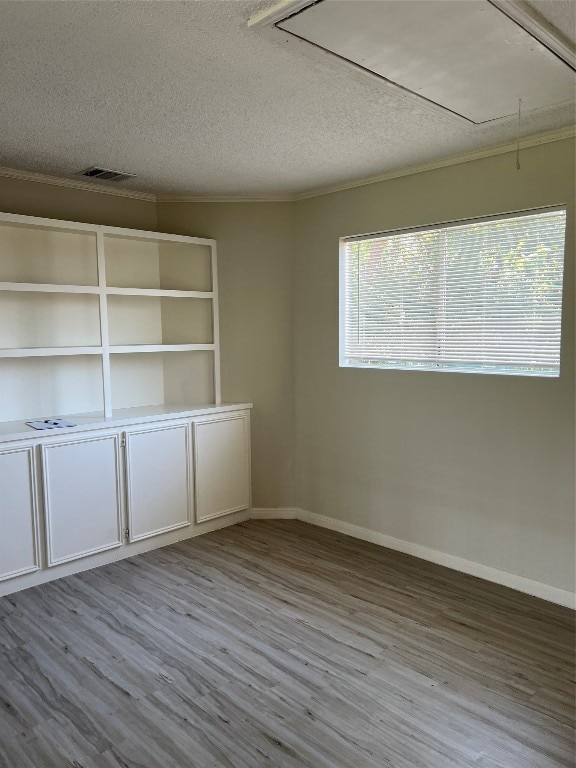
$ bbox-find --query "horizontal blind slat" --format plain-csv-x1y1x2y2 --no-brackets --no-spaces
342,208,566,377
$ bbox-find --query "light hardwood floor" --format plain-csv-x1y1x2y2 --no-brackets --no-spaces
0,520,574,768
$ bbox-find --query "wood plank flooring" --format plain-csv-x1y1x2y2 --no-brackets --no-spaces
0,520,574,768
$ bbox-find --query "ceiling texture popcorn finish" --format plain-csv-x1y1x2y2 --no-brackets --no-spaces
0,0,574,198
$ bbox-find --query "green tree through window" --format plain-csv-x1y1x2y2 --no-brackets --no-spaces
341,208,566,376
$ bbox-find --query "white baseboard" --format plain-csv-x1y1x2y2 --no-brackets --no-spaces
249,507,298,519
249,507,575,609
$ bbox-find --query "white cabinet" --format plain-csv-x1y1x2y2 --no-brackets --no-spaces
41,434,123,566
125,423,191,542
0,446,39,581
0,404,251,595
193,413,251,523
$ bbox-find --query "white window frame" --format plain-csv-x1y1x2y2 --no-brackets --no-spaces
339,206,567,377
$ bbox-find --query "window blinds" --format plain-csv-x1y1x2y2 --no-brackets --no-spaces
341,208,566,376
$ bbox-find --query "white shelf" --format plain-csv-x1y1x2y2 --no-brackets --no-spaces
106,287,213,299
109,344,215,354
107,293,214,347
0,347,103,358
0,282,100,294
0,355,105,422
0,219,98,286
0,210,221,421
109,349,215,411
0,291,102,350
104,234,213,292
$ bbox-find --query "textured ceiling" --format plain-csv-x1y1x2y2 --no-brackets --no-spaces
529,0,576,42
0,0,574,197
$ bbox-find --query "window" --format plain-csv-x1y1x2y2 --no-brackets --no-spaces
340,207,566,377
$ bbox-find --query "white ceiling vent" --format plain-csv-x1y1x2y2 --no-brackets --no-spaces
250,0,575,124
79,166,136,182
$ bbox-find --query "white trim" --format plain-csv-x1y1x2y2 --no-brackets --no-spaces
193,412,251,523
0,563,40,582
338,238,347,368
195,503,249,524
41,432,124,568
0,403,253,445
293,126,576,200
127,521,190,543
248,507,575,609
100,225,215,246
109,344,215,354
249,508,298,519
0,445,41,581
247,0,314,28
156,195,295,203
489,0,576,70
342,203,566,242
0,507,250,598
0,211,100,232
0,211,216,245
0,128,573,206
0,346,103,358
211,242,222,404
0,166,155,201
157,127,575,203
96,230,112,418
0,283,100,294
106,287,213,299
124,421,192,543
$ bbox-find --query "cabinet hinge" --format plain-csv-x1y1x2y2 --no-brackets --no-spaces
124,528,130,540
120,436,126,448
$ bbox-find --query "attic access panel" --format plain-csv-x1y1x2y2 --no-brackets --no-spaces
277,0,575,123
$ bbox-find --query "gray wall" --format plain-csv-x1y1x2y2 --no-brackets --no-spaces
0,176,157,230
293,139,575,591
157,202,295,509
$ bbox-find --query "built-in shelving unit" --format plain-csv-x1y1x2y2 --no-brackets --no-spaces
0,212,220,428
0,212,253,598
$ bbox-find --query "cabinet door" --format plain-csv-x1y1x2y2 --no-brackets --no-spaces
41,434,123,566
125,423,191,542
193,413,250,523
0,446,39,581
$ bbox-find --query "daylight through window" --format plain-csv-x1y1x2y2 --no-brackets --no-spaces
340,207,566,376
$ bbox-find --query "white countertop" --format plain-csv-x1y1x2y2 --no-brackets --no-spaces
0,402,253,444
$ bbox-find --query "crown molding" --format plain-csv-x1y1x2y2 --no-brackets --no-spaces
0,126,573,205
156,194,294,203
157,126,575,204
0,166,156,202
247,0,313,28
489,0,576,71
293,125,576,201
